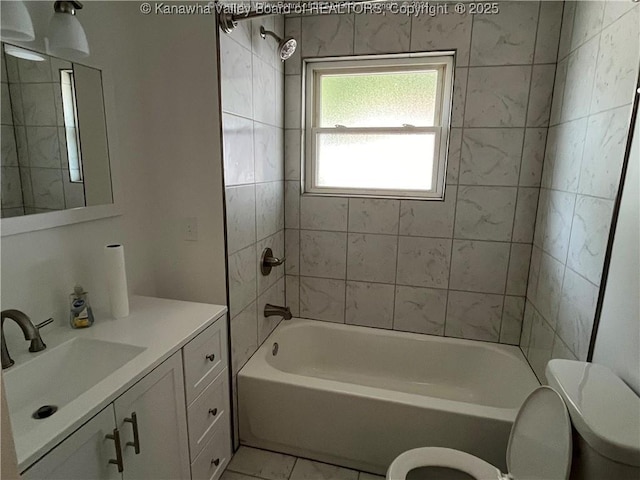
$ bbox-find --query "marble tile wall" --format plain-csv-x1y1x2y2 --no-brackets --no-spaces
520,0,639,381
1,52,85,216
219,16,285,446
283,1,561,345
1,51,24,218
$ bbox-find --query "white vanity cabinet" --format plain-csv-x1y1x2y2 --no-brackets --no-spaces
22,407,120,480
23,352,188,480
21,312,231,480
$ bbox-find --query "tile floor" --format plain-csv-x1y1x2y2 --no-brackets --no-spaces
223,446,385,480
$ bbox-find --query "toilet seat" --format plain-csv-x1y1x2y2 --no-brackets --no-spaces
386,447,501,479
387,386,572,480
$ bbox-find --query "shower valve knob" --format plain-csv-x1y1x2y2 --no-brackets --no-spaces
261,247,285,276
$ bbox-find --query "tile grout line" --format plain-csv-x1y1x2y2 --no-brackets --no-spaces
550,100,634,130
576,11,605,192
390,201,401,330
297,163,302,317
442,16,474,337
343,199,350,324
296,269,530,295
287,457,299,480
565,1,606,64
408,8,415,52
227,446,382,480
500,0,542,343
351,13,356,56
293,227,537,244
249,36,261,363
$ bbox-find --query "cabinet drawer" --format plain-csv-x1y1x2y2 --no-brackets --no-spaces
183,319,227,405
187,368,229,461
190,415,231,480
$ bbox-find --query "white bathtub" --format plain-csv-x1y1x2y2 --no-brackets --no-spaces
238,319,539,475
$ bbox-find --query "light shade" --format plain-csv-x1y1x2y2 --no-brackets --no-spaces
0,0,35,42
47,11,89,58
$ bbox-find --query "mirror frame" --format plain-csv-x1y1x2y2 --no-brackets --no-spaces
1,42,121,237
1,203,120,236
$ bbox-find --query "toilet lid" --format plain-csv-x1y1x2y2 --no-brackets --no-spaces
507,386,572,480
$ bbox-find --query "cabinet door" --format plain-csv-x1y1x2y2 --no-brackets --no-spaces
23,406,122,480
114,352,190,480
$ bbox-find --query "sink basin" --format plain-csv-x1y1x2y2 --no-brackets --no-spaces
3,337,145,423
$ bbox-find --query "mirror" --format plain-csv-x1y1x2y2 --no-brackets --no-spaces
1,42,113,219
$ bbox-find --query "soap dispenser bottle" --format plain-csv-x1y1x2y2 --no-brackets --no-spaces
69,284,95,329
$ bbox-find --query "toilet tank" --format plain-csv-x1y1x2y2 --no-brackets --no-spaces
546,360,640,480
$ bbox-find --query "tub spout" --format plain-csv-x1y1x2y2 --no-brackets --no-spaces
264,304,292,320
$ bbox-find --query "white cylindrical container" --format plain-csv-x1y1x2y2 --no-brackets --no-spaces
104,244,129,318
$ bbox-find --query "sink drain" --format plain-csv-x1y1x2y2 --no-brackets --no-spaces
32,405,58,419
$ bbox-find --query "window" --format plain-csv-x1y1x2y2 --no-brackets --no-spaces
303,53,454,199
60,69,83,183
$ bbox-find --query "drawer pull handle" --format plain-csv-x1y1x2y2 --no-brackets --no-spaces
106,428,124,473
211,458,220,467
124,412,141,454
206,353,216,362
208,408,218,416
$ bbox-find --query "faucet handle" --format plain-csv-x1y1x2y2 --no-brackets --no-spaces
261,247,286,276
29,318,52,352
36,318,54,329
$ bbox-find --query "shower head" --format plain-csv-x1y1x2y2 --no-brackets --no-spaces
260,26,297,61
278,37,297,61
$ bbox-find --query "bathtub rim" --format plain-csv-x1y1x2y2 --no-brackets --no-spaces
239,318,540,423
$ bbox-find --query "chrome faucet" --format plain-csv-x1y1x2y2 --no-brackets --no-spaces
264,304,292,320
1,310,52,369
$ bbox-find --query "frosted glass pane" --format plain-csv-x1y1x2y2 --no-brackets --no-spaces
60,70,83,182
320,70,438,128
60,70,76,127
316,133,435,190
65,126,81,179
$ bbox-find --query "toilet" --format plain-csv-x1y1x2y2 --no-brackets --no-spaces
387,360,640,480
387,386,573,479
546,359,640,480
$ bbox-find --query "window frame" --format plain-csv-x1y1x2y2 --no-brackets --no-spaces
302,52,455,200
60,68,84,184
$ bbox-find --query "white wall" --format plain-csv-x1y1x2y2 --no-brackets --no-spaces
104,3,227,305
593,102,640,394
1,2,226,340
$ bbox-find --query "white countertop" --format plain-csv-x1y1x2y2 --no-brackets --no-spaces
3,295,227,471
